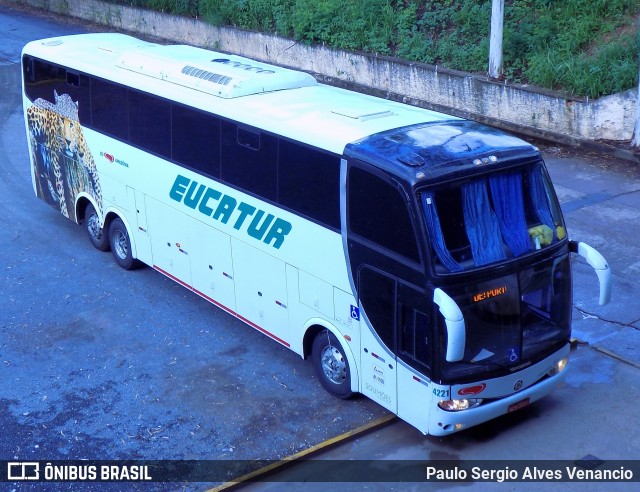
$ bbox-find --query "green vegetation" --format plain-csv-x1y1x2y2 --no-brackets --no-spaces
108,0,639,98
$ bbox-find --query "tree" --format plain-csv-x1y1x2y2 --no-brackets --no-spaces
488,0,504,79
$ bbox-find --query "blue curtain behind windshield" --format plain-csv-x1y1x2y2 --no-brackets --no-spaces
529,164,556,235
489,173,531,257
463,180,507,266
421,192,463,272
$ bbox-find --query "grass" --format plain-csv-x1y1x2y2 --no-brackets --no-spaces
105,0,640,98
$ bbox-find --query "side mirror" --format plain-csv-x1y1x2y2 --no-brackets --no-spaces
433,288,465,362
570,241,612,305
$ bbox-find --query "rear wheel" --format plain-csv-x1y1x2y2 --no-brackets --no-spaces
312,331,354,399
108,218,137,270
85,203,109,251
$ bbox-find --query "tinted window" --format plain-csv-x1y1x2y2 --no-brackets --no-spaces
359,267,396,352
23,59,91,123
278,140,340,229
64,72,91,123
221,121,277,201
91,78,128,140
172,105,221,177
237,127,260,150
23,57,64,103
397,283,432,372
349,166,419,261
129,90,171,157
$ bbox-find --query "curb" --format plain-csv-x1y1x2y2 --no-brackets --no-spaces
572,337,640,370
592,346,640,371
207,414,397,490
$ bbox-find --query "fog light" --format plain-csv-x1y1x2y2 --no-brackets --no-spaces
438,398,483,411
547,357,569,377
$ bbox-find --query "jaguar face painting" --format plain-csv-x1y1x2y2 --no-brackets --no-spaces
26,90,102,221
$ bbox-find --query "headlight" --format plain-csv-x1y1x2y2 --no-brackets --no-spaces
438,398,483,411
547,357,568,377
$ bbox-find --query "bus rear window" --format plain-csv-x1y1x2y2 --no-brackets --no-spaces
420,162,565,273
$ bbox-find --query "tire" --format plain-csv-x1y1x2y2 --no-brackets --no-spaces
84,203,110,251
108,217,138,270
312,331,354,399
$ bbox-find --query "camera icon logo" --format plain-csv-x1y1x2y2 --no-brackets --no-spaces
7,462,40,481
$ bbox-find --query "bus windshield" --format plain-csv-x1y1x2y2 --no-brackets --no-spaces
419,161,572,382
420,161,566,274
435,255,572,381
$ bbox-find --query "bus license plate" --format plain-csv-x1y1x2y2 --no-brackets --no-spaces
508,398,530,413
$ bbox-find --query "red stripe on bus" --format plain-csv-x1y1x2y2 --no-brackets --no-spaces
154,266,191,289
153,265,291,348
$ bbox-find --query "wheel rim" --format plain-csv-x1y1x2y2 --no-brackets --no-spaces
113,230,128,259
320,345,346,385
87,212,102,241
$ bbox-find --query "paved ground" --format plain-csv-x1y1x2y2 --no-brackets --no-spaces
2,2,640,491
543,144,640,356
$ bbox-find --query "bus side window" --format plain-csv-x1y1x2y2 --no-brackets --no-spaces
397,283,432,372
22,58,91,124
278,140,340,230
66,71,79,87
129,90,171,158
91,78,128,141
64,72,91,124
237,127,260,150
348,166,420,263
359,269,434,371
221,121,277,201
171,105,221,178
23,57,64,103
359,266,396,353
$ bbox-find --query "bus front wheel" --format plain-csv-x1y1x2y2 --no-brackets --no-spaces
108,218,137,270
312,331,354,399
85,203,110,251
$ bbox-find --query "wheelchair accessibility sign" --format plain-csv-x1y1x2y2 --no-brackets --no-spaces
350,305,360,321
508,347,520,363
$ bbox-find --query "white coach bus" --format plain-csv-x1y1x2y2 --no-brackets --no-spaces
22,33,611,435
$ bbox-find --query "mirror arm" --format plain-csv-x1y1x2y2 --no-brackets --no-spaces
433,288,466,362
570,240,612,305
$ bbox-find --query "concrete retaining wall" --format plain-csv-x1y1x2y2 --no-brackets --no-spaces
11,0,639,144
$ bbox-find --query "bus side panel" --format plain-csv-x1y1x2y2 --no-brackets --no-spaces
128,187,152,265
190,218,237,313
397,363,432,435
298,271,334,319
100,173,128,212
359,316,397,413
284,265,336,358
146,197,192,286
331,288,353,326
232,238,290,347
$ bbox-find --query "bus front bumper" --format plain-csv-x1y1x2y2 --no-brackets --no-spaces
428,364,569,436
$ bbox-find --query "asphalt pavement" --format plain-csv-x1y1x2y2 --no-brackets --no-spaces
2,2,640,491
542,145,640,363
